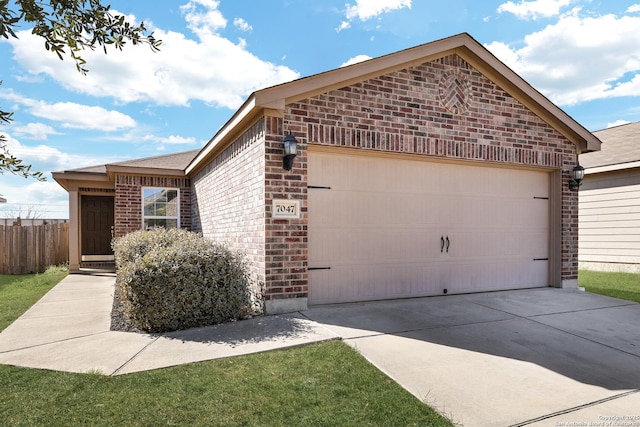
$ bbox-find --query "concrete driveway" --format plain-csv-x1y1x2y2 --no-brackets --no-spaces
303,288,640,427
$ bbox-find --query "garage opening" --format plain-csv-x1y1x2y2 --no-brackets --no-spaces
308,150,551,305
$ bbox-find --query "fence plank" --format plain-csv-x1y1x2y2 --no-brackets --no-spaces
0,223,69,274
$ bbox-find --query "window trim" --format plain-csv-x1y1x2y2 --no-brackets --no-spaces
141,187,180,229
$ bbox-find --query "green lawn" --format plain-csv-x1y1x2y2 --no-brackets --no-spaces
0,270,453,426
0,266,68,332
579,270,640,304
0,341,451,426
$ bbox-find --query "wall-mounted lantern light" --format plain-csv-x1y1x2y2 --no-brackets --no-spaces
283,133,298,171
569,164,585,191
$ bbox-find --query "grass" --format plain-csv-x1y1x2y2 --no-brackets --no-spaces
579,270,640,304
0,269,453,427
0,341,452,426
0,265,68,332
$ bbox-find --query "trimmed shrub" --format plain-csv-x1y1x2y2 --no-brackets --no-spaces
113,228,253,333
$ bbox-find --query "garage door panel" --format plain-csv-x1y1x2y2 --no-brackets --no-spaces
310,191,458,231
449,260,548,293
310,228,444,266
310,262,446,304
446,228,547,260
451,196,548,228
308,152,550,305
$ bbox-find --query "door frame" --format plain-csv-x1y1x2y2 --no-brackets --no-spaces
307,145,563,304
80,194,115,265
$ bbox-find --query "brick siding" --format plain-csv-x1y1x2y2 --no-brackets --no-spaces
114,175,191,237
278,53,579,296
191,120,267,295
190,53,581,305
263,116,308,303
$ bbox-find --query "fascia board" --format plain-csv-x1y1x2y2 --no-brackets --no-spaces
186,33,601,176
457,42,601,154
585,161,640,175
105,165,186,180
52,171,112,192
186,96,259,175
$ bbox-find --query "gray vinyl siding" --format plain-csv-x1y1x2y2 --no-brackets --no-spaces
579,169,640,268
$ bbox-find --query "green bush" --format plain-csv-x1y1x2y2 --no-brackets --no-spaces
113,228,253,333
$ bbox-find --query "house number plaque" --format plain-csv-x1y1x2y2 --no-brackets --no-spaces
272,199,300,219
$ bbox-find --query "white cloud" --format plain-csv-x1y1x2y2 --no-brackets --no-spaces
0,179,69,219
339,0,411,31
341,54,373,67
233,17,252,32
485,10,640,106
337,21,351,32
0,91,137,131
12,123,61,140
627,4,640,13
33,102,137,131
5,1,299,110
607,120,631,128
180,0,227,37
497,0,574,20
1,132,111,172
140,134,198,145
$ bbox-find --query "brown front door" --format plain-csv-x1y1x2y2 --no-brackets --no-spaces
81,195,115,258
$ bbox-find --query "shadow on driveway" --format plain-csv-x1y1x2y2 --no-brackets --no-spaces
302,288,640,425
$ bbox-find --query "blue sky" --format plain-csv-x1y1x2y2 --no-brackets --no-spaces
1,0,639,218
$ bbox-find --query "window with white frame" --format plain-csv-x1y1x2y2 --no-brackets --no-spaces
142,187,180,229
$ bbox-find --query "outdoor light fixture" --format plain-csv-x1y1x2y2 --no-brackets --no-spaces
569,164,585,191
283,132,298,171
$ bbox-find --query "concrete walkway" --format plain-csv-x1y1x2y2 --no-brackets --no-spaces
0,274,339,375
1,274,640,426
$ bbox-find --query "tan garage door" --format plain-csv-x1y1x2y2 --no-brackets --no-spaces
308,151,550,305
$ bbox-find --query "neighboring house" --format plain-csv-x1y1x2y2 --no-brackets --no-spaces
579,121,640,273
53,33,601,314
0,196,6,204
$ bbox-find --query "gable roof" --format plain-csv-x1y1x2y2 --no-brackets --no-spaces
580,121,640,173
105,149,199,176
187,32,601,175
53,149,200,191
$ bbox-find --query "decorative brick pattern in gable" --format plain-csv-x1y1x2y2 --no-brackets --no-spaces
284,53,580,285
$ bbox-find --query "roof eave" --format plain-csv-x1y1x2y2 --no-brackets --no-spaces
186,96,262,176
105,165,187,180
455,41,601,154
585,160,640,175
52,170,111,192
186,32,601,175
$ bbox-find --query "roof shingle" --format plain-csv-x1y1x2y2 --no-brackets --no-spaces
581,122,640,169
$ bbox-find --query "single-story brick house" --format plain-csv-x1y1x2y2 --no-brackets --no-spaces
579,121,640,273
54,33,601,314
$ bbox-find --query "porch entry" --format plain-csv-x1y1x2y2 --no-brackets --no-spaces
80,195,115,266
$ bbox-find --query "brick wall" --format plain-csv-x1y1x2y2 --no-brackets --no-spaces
189,53,581,306
114,175,191,237
283,53,579,288
262,116,308,304
191,120,267,295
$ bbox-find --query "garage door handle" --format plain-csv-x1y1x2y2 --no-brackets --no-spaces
441,236,445,253
446,236,450,253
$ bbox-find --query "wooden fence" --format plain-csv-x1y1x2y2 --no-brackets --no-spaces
0,223,69,274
